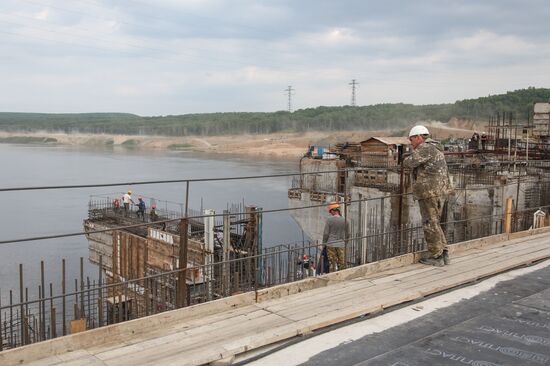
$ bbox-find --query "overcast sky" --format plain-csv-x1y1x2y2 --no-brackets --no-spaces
1,0,549,115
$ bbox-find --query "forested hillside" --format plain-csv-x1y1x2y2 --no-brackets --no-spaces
0,88,548,136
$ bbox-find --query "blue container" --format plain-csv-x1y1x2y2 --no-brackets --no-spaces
317,146,324,157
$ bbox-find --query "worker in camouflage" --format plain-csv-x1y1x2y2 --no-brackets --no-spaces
404,125,452,267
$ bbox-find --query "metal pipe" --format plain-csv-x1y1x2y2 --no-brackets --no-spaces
62,259,66,336
19,264,24,346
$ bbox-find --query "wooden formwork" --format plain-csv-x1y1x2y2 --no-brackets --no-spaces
288,188,302,200
107,229,208,316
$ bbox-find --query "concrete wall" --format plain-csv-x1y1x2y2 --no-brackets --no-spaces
291,157,545,259
301,159,341,193
289,191,335,243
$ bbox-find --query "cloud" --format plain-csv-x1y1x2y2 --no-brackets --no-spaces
0,0,549,114
449,30,536,54
33,8,49,20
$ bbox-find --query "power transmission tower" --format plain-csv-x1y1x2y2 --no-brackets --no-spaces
349,79,359,106
284,86,295,112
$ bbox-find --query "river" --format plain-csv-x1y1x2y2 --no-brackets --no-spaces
0,143,303,304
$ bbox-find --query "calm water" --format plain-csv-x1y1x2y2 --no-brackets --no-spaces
0,143,303,303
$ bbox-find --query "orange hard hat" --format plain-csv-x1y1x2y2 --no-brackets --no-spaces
327,202,340,211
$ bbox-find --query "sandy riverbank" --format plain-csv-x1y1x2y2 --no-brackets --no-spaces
0,130,389,159
0,121,479,159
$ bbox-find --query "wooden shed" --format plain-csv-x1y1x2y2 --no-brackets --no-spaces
360,137,410,167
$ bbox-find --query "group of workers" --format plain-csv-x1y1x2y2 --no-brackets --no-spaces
319,124,452,273
470,131,488,150
112,190,159,222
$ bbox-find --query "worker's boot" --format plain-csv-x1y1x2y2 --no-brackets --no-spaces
419,255,444,267
443,249,451,265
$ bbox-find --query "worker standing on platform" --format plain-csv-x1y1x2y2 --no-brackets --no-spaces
470,131,480,150
150,203,158,222
404,125,452,267
112,198,120,212
122,190,135,216
481,132,488,150
322,202,349,272
136,196,146,221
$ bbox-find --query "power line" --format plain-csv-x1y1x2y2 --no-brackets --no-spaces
0,190,411,245
0,168,369,192
349,79,359,106
284,85,295,112
0,159,540,193
0,186,540,246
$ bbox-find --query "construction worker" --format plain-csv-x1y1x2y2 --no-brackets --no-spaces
470,131,480,150
297,254,314,277
136,196,146,221
404,125,452,266
112,198,120,212
322,202,349,272
481,132,488,150
150,203,158,222
122,190,135,216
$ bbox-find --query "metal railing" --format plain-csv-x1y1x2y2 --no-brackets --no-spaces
1,203,543,350
2,162,550,350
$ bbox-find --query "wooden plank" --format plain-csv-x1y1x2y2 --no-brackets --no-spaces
257,254,415,302
85,304,262,354
0,292,258,366
404,248,540,287
265,240,550,321
259,278,379,314
262,264,443,314
277,285,414,322
95,308,274,357
4,230,550,366
254,252,416,303
69,319,87,334
25,350,106,366
181,239,549,365
265,269,420,319
444,236,548,268
293,288,422,329
409,247,550,297
87,236,550,362
396,241,550,291
371,264,442,285
145,312,300,366
95,311,292,366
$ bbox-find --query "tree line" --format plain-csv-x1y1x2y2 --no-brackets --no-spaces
1,87,548,136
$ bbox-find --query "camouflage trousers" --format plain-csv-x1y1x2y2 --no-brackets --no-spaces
418,196,448,258
326,246,345,272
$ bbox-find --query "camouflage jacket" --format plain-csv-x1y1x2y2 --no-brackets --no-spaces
403,138,452,200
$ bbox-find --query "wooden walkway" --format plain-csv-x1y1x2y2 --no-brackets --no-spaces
3,228,550,366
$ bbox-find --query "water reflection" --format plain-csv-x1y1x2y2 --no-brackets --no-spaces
0,143,304,302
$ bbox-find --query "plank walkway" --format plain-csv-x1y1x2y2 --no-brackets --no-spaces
3,229,550,366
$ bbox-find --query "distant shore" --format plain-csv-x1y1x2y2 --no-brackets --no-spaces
0,130,386,159
0,122,477,159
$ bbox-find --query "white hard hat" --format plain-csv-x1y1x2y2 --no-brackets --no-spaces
408,125,430,138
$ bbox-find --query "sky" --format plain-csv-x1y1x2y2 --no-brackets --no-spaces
0,0,549,115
